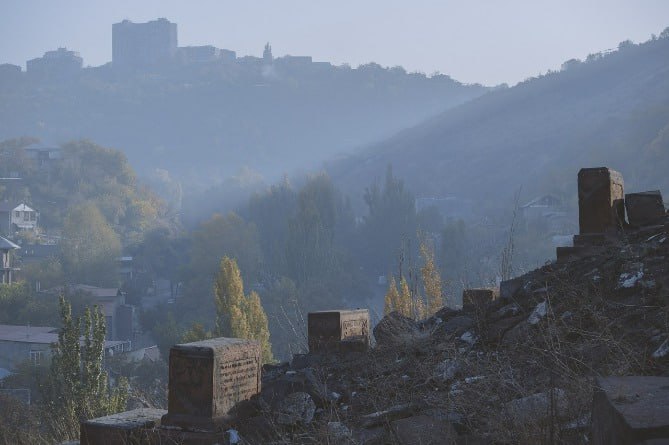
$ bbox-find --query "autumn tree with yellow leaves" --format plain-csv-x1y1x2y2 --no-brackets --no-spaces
214,256,273,363
384,240,445,320
420,241,444,313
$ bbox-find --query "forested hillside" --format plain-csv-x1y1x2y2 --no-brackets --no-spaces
329,32,669,210
0,60,488,189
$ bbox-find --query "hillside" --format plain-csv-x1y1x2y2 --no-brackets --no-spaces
0,59,488,189
329,33,669,211
57,169,669,445
232,188,669,444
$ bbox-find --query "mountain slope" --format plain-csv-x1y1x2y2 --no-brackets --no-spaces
0,61,488,188
329,35,669,209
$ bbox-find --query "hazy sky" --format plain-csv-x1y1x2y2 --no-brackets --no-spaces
1,0,668,85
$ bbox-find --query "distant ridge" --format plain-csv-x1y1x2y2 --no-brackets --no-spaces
328,32,669,210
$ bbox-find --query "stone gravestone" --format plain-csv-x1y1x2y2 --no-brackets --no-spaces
161,337,261,431
462,288,496,309
625,190,665,227
578,167,625,234
308,309,370,353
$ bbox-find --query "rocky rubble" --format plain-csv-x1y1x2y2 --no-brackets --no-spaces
226,213,669,444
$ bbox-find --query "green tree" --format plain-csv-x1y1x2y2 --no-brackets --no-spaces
361,165,417,275
152,312,183,360
286,174,338,283
60,203,121,287
247,178,297,275
214,257,273,363
45,296,127,440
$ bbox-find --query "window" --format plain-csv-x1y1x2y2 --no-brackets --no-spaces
14,211,20,218
30,350,44,366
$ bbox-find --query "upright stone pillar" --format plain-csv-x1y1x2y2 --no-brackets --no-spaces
161,337,261,430
578,167,625,234
308,309,370,352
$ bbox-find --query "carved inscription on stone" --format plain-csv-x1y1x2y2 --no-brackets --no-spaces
214,356,260,415
342,318,368,339
168,355,214,418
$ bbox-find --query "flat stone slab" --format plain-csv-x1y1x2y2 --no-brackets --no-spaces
592,376,669,445
80,408,166,445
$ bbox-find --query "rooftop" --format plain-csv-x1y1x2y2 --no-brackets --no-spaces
0,324,129,350
0,236,20,250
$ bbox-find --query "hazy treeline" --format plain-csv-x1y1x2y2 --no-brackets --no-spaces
142,166,554,359
0,57,489,191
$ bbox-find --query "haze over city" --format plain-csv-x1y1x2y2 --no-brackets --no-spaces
1,0,668,84
1,2,669,443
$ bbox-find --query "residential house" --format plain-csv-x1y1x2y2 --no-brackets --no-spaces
0,324,129,371
0,236,19,284
11,204,38,232
41,284,135,342
23,143,62,170
520,194,576,235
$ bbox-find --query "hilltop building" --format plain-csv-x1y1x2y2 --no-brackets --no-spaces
177,45,236,64
26,47,82,78
263,42,273,63
112,18,178,68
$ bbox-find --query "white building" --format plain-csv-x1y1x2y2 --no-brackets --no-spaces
11,204,38,232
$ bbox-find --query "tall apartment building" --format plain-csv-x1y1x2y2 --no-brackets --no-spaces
112,18,177,68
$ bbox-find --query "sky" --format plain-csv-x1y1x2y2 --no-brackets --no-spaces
1,0,668,85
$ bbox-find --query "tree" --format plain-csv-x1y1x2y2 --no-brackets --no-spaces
45,296,127,440
247,178,297,275
420,240,444,313
361,165,417,275
214,257,273,363
286,173,341,283
384,241,444,320
182,322,212,343
383,276,401,315
59,202,121,287
190,212,262,289
383,276,414,317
